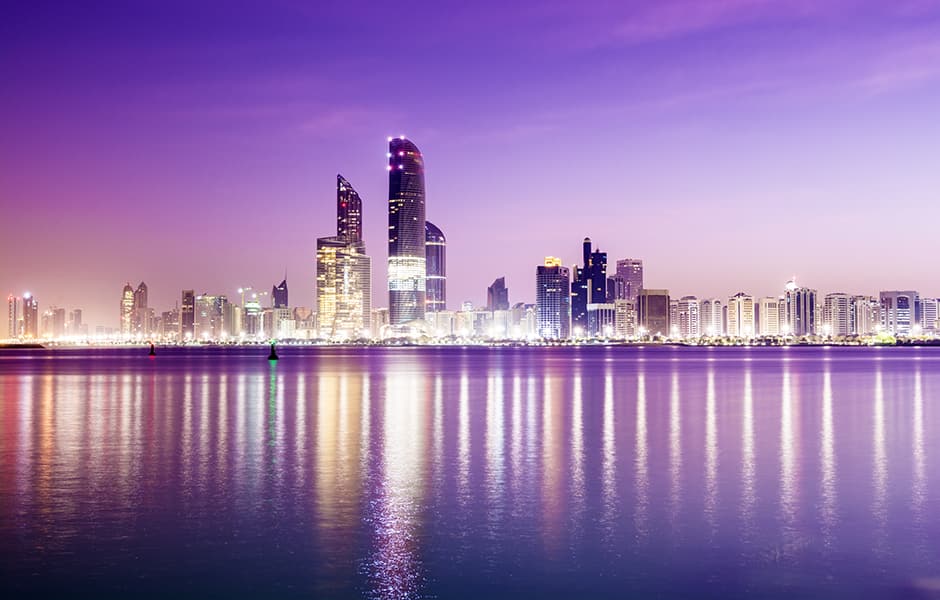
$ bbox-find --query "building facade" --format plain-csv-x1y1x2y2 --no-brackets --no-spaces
486,277,509,311
425,221,446,313
785,281,817,336
637,289,670,336
727,293,756,337
536,257,571,339
387,137,427,324
572,238,608,334
676,296,700,338
615,258,643,303
880,290,919,335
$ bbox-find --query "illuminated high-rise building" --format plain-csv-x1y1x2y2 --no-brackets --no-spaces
921,297,938,333
615,258,643,303
676,296,700,338
272,279,289,308
880,290,919,335
132,281,149,336
614,299,637,338
425,221,446,313
572,237,608,334
68,309,84,337
7,294,20,339
727,292,755,337
22,293,38,339
387,136,426,324
317,237,372,338
758,297,781,336
700,298,723,336
852,295,878,335
637,289,670,336
317,175,372,339
784,280,817,336
487,277,509,311
120,283,134,336
823,293,852,337
180,290,195,340
337,174,362,244
536,257,571,339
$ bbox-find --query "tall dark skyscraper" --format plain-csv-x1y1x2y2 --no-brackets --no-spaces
571,237,607,334
425,221,446,313
638,289,670,336
337,174,362,245
132,281,149,335
272,279,288,308
536,257,571,339
387,136,426,325
487,277,509,311
180,290,195,339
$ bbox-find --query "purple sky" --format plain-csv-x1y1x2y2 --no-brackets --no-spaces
3,0,940,327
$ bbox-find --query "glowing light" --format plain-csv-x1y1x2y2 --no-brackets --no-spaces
386,165,392,171
400,134,406,139
387,136,393,142
386,152,392,158
398,151,404,156
398,164,404,169
23,292,31,299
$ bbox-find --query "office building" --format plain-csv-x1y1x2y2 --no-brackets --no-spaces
425,221,446,313
638,289,670,336
180,290,195,340
921,298,938,333
336,173,362,244
572,238,608,333
587,303,616,337
120,283,134,336
7,294,20,339
700,298,723,336
387,136,427,324
21,294,39,338
614,299,637,338
784,280,817,336
615,258,643,303
823,293,852,337
758,297,782,336
272,279,289,308
676,296,700,338
486,277,509,311
536,257,571,339
727,293,756,337
132,281,149,336
880,290,919,335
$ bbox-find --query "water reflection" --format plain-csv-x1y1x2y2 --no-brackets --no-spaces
2,347,939,599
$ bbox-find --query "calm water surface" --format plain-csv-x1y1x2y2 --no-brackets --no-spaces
1,346,939,598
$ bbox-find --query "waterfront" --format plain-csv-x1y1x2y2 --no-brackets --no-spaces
1,346,939,598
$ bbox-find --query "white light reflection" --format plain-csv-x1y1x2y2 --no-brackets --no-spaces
458,373,470,507
704,368,718,534
668,370,681,530
570,372,584,530
486,371,506,535
601,367,616,536
820,368,836,549
740,368,755,535
872,368,887,553
912,368,925,524
780,366,798,539
634,371,648,541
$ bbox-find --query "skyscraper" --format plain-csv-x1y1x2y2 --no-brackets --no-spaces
132,281,149,336
615,258,643,303
317,175,372,339
921,298,938,333
486,277,509,311
22,293,38,338
637,289,670,336
758,297,781,336
572,237,608,334
120,283,134,336
852,295,879,335
784,280,817,336
727,293,755,337
7,294,20,339
425,221,446,313
387,136,426,324
337,174,362,244
272,279,289,308
536,257,571,339
824,293,852,337
700,298,724,336
180,290,195,340
880,290,919,335
676,296,700,338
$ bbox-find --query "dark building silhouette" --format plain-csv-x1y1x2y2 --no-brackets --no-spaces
425,221,446,313
638,289,670,336
487,277,509,311
272,279,289,308
387,137,427,324
337,174,362,245
571,237,607,334
132,281,149,335
180,290,195,339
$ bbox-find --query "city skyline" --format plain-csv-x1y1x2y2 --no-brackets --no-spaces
4,1,940,328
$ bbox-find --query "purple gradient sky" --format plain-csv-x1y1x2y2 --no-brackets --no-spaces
2,0,940,327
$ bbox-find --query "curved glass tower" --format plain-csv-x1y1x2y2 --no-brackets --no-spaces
425,221,446,312
387,137,426,324
336,174,362,245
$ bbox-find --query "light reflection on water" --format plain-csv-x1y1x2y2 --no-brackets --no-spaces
1,346,940,599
